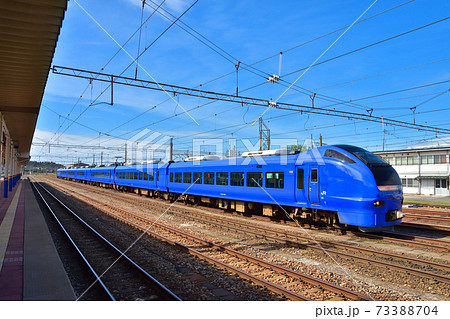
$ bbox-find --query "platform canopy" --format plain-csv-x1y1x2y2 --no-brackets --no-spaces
0,0,67,164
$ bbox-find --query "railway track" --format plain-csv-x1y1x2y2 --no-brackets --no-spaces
34,177,375,301
41,178,450,285
403,209,450,219
32,180,181,301
399,222,450,232
400,207,450,232
45,176,450,251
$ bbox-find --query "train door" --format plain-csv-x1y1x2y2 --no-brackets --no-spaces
294,167,306,203
156,164,168,191
308,166,320,205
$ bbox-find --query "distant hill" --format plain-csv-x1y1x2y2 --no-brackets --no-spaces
25,161,64,174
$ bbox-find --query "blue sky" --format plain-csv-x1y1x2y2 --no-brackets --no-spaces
32,0,450,164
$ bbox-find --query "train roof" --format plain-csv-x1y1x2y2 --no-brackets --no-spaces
169,151,309,169
90,166,115,171
115,163,168,171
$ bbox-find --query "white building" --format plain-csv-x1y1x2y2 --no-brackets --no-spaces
375,147,450,196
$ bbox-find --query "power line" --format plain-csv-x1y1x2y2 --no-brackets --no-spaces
282,16,450,78
38,0,168,155
308,57,450,92
198,0,417,87
48,0,196,148
49,0,422,147
52,65,450,135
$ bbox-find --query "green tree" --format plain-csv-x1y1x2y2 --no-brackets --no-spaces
287,144,309,152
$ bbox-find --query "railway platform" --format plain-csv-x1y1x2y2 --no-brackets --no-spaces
0,178,75,300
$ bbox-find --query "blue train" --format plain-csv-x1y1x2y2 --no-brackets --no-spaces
57,145,404,230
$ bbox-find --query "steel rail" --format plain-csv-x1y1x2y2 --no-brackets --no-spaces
110,211,313,301
45,177,450,285
47,178,450,262
399,222,450,232
47,176,450,251
31,181,115,301
403,214,450,222
166,210,450,273
32,179,181,301
44,179,374,300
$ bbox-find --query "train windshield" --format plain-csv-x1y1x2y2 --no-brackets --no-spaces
335,145,401,190
335,145,387,166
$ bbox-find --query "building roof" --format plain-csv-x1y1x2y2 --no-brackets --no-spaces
375,146,450,155
0,0,67,164
416,175,449,180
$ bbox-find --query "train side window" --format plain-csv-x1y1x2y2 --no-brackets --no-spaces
149,172,154,181
183,172,192,183
125,172,129,179
324,149,355,163
230,172,244,186
139,172,143,180
297,169,304,189
204,172,214,185
266,172,284,189
175,172,182,183
170,172,174,183
311,169,318,183
144,173,148,180
216,172,229,186
134,172,138,180
247,172,262,187
193,172,202,184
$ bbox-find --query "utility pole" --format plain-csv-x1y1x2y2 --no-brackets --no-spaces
259,118,270,151
169,138,173,162
311,134,313,149
319,134,322,147
100,152,103,166
124,143,127,164
382,117,385,152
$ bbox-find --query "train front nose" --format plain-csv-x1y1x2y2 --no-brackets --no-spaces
370,165,404,225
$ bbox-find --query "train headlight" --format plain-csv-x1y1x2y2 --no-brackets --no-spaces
373,200,385,207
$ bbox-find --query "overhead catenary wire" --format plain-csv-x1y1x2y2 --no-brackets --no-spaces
42,1,450,162
50,0,200,150
282,16,450,79
223,15,450,108
53,65,450,135
197,0,418,87
86,0,420,125
38,0,168,155
51,0,428,145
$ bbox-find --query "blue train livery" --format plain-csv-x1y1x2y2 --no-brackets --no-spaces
56,145,404,230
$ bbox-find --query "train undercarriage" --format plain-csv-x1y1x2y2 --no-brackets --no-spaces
59,177,342,227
